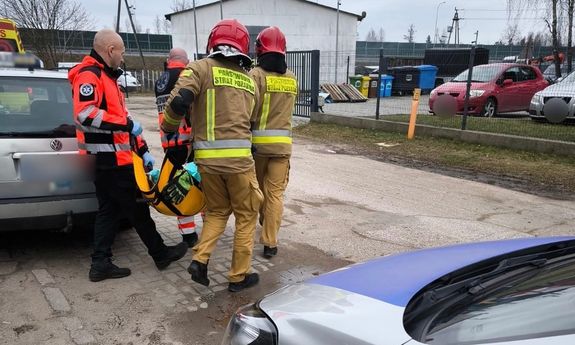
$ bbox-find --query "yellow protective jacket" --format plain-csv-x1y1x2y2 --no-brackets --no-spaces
162,57,259,174
249,66,297,157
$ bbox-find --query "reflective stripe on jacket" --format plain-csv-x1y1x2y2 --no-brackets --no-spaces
68,50,148,168
249,67,297,156
162,57,259,174
155,61,192,150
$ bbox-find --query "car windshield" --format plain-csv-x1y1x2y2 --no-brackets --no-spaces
544,64,568,77
0,76,75,137
452,65,503,82
422,256,575,344
559,70,575,83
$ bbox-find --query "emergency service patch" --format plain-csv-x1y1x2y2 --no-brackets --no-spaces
79,83,95,101
212,67,255,95
266,76,297,95
156,72,170,92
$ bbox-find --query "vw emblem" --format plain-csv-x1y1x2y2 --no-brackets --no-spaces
50,139,63,151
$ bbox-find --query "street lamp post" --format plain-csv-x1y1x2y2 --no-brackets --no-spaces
434,1,446,44
335,0,341,83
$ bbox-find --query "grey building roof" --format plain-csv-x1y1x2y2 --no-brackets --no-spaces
165,0,366,21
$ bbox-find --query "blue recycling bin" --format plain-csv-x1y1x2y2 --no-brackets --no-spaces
416,65,438,91
379,75,394,97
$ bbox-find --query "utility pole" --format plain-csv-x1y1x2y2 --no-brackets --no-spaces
446,8,460,47
124,0,145,67
219,0,223,19
193,0,199,59
335,0,341,83
115,0,121,32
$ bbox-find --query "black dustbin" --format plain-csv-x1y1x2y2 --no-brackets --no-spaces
388,66,420,94
368,76,379,98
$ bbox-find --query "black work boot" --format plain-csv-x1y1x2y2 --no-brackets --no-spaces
89,259,131,282
228,273,259,292
182,232,198,248
154,242,188,270
263,246,277,258
187,260,210,286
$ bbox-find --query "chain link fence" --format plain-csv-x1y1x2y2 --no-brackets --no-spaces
322,48,575,144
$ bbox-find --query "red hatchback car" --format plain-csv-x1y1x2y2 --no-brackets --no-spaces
429,63,549,117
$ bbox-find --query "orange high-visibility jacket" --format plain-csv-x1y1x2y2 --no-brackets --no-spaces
68,51,147,168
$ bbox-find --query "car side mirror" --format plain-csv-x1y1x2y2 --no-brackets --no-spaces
503,79,513,86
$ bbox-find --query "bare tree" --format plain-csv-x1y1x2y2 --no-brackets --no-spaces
566,0,574,72
378,28,385,42
366,28,377,42
163,18,171,34
403,24,416,43
1,0,93,68
154,15,162,34
171,0,191,12
507,0,562,77
501,23,520,45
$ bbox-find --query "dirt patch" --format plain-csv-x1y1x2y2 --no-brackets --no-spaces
294,123,575,201
13,324,36,336
166,241,351,345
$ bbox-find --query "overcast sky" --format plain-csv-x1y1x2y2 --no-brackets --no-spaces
82,0,549,45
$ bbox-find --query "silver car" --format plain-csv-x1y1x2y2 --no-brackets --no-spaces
0,65,97,231
529,71,575,124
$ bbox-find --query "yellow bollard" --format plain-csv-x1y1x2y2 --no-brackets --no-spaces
407,88,421,140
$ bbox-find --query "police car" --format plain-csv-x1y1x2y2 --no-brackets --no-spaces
222,236,575,345
0,53,97,231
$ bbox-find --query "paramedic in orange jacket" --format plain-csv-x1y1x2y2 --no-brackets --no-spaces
69,29,187,282
155,47,200,248
161,19,263,293
250,26,297,258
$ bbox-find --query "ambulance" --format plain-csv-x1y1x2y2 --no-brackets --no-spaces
0,18,24,53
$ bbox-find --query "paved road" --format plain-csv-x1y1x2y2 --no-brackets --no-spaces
0,95,572,344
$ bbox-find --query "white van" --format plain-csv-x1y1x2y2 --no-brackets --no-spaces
57,61,79,72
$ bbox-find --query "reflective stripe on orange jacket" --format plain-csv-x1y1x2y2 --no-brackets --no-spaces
155,60,192,150
68,50,148,168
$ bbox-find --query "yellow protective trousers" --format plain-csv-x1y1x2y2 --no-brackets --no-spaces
254,156,290,248
192,167,263,283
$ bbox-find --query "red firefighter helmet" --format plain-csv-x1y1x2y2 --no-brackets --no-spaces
256,26,287,56
206,19,250,55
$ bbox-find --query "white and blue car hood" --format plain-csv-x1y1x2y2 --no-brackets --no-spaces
259,237,575,345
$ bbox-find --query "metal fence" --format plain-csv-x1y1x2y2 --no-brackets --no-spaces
322,48,575,144
356,41,569,66
128,50,321,119
19,29,172,55
286,50,320,118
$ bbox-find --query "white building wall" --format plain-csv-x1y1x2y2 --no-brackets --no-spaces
169,0,360,84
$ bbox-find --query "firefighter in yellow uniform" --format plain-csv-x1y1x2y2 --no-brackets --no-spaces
250,27,297,258
161,19,263,293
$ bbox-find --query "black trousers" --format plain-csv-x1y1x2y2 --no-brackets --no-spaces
92,167,167,263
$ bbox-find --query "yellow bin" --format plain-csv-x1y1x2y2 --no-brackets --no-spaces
360,76,370,97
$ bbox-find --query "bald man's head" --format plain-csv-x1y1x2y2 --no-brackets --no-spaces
168,48,189,64
93,29,125,70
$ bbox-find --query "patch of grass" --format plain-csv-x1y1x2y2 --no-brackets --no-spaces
294,122,575,195
382,114,575,142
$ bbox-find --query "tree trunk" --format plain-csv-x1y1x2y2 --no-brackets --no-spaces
568,0,574,73
552,0,562,78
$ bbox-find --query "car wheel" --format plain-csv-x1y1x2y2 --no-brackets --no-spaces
482,98,497,117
